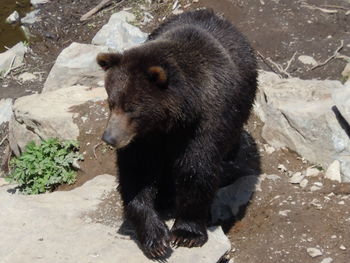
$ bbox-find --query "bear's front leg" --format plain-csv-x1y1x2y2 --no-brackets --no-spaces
118,143,171,259
124,186,171,258
171,138,220,248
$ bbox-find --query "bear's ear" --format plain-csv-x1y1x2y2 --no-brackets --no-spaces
147,66,168,89
96,53,122,71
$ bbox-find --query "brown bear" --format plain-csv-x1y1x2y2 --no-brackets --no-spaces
97,9,257,259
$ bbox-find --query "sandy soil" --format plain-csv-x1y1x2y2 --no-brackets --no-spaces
1,0,350,262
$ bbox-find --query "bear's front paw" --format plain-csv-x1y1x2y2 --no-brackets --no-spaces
171,219,208,248
139,220,171,259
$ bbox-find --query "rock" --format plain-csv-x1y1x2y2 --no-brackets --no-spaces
289,172,304,184
21,10,41,24
211,176,258,223
325,160,341,183
0,175,230,263
43,43,110,92
341,63,350,80
332,85,350,128
6,11,20,24
299,178,308,188
255,70,350,182
18,72,36,82
30,0,49,5
0,42,27,77
310,185,321,192
298,55,318,66
278,164,287,172
92,11,148,52
263,144,275,154
320,258,333,263
339,244,346,250
278,210,291,216
9,85,107,156
306,247,323,257
0,98,13,125
306,167,320,177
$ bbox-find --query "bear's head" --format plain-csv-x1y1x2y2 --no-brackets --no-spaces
97,46,187,149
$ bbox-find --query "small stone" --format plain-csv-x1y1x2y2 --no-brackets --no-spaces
278,210,291,217
340,245,346,250
320,258,333,263
264,144,275,154
21,10,41,24
300,178,308,188
18,72,37,82
289,172,305,184
298,55,318,66
310,186,321,192
314,182,323,187
31,0,49,5
172,9,184,15
306,167,320,177
331,235,337,239
338,200,345,205
325,160,341,183
306,247,322,258
6,11,20,24
0,98,13,125
278,164,287,172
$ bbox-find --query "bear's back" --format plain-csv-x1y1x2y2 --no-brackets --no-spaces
148,9,256,76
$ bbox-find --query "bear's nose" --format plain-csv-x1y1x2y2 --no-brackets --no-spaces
102,131,116,146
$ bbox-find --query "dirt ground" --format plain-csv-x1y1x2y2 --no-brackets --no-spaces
1,0,350,262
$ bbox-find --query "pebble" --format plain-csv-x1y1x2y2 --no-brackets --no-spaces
6,11,20,24
338,201,345,205
306,167,320,177
320,258,333,263
289,172,305,184
278,210,291,217
340,245,346,250
306,247,323,257
300,178,308,188
298,55,318,66
264,144,275,154
310,186,321,192
18,72,37,82
278,164,287,172
314,182,323,187
325,160,341,183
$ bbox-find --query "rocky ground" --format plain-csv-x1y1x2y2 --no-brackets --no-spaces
1,0,350,262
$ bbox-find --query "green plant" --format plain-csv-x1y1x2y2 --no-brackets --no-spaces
6,138,83,195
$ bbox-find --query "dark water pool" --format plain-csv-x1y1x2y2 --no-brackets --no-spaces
0,0,32,52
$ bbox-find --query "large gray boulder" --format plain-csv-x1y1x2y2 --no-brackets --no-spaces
92,11,148,51
43,43,110,92
9,85,107,156
0,98,13,125
255,71,350,182
0,175,231,263
0,42,26,77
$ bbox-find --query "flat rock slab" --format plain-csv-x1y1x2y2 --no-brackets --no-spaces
43,42,110,92
0,175,230,263
92,11,148,51
255,71,350,182
9,85,107,156
0,42,26,77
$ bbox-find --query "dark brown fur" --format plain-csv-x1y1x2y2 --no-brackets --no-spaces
97,9,257,259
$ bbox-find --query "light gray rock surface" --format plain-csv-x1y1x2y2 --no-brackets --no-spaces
9,85,107,156
43,43,110,92
92,11,148,51
6,11,20,24
255,71,350,182
0,98,13,125
21,10,41,24
0,175,231,263
325,160,342,182
30,0,49,5
0,42,27,76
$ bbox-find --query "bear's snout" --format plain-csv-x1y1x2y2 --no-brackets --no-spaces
102,112,136,149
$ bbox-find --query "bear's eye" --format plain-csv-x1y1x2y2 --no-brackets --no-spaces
123,105,134,113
